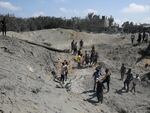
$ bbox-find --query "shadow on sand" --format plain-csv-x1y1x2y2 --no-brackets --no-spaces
115,88,128,95
82,90,99,105
81,90,94,94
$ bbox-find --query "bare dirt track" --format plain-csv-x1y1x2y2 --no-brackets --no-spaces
0,28,149,113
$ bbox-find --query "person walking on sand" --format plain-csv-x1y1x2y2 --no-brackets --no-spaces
96,79,103,103
79,39,84,49
85,51,90,66
71,40,74,54
74,42,78,55
137,32,142,45
131,33,135,45
64,60,69,81
130,74,141,94
145,32,149,43
60,62,66,84
93,66,101,91
123,68,133,92
0,17,6,36
142,31,146,43
93,52,98,65
78,48,82,56
120,63,126,81
102,68,111,92
90,45,95,64
76,54,82,68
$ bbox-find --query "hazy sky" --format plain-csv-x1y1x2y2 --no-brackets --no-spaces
0,0,150,25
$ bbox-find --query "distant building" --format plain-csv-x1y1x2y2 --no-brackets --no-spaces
101,16,109,28
141,24,150,28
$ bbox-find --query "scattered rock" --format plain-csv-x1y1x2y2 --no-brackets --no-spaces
31,88,40,94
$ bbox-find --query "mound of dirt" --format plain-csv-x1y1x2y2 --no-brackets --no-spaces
0,29,150,113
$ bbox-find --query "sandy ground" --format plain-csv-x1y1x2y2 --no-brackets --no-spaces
0,28,149,113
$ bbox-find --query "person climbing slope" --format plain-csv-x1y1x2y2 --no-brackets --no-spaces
90,45,95,64
84,51,90,66
120,63,126,81
93,52,98,65
71,40,75,54
76,54,82,68
102,68,111,92
79,39,84,49
123,68,133,92
130,74,141,94
64,60,69,81
60,62,66,84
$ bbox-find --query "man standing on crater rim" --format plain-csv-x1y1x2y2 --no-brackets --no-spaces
1,17,7,36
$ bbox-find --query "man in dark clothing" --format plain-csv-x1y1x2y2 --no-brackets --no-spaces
93,67,101,91
78,48,82,56
1,18,6,36
123,68,133,92
130,33,135,45
79,39,84,48
74,42,78,55
137,33,142,44
142,31,146,42
130,74,141,94
71,40,74,54
102,68,111,92
84,51,90,65
145,33,149,43
90,46,95,64
120,63,126,80
60,62,65,84
93,52,98,65
64,60,68,81
96,80,103,103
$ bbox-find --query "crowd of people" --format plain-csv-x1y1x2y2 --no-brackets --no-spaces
92,63,141,103
120,64,141,93
93,67,111,103
59,39,99,84
0,16,147,106
64,39,111,103
58,37,144,104
71,40,99,68
130,31,149,45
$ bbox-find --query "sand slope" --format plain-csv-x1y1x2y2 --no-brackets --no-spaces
0,29,149,113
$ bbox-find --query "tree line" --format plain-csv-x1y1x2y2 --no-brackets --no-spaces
122,21,150,33
0,13,149,33
0,13,115,33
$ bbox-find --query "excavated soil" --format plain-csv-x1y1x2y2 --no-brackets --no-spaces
0,29,149,113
